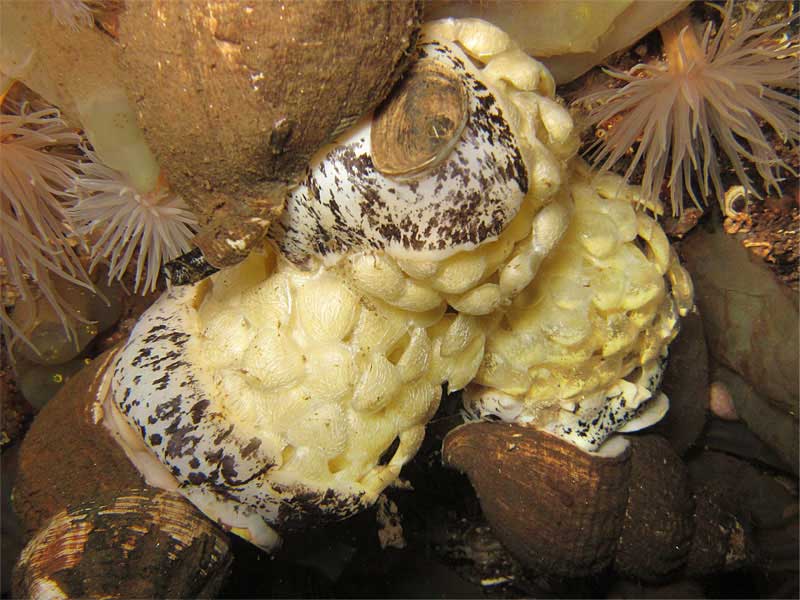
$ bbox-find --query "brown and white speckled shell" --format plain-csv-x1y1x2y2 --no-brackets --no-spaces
107,284,369,549
106,248,488,550
269,37,529,266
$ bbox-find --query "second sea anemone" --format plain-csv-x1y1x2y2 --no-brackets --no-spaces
68,150,198,294
581,3,799,214
0,102,93,350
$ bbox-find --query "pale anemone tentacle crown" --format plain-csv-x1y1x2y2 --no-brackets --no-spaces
67,148,198,294
102,19,693,550
0,102,94,351
2,1,200,296
581,1,799,214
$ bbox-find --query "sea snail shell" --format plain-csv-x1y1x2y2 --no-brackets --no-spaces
443,425,749,580
13,489,232,599
12,348,233,599
98,18,574,551
104,249,486,550
270,19,573,267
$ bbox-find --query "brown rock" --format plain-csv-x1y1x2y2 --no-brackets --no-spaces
711,364,798,474
0,367,32,448
654,311,709,455
688,451,797,576
13,350,144,534
679,223,799,417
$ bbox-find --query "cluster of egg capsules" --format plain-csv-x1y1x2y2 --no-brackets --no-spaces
188,17,693,502
341,164,693,447
467,166,693,448
191,247,486,500
192,162,692,502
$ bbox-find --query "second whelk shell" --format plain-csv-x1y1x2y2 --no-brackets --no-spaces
270,18,575,267
443,424,749,580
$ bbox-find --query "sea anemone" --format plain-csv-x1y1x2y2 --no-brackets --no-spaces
50,0,103,31
581,2,799,214
0,102,94,350
50,0,95,30
68,150,198,294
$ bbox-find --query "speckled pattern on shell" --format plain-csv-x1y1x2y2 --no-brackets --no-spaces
464,355,668,452
102,18,697,556
109,286,367,542
270,40,528,266
545,356,668,450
